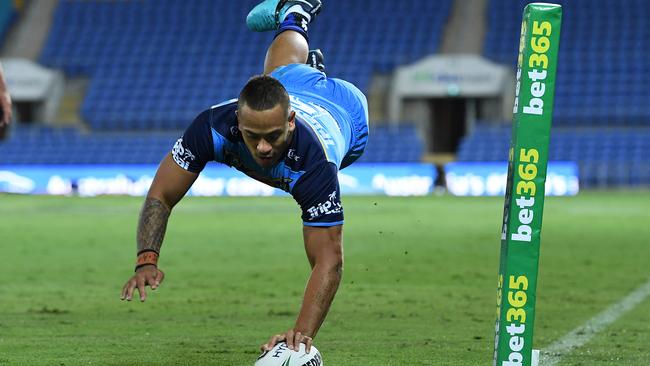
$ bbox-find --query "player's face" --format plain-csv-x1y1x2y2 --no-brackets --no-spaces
237,103,296,168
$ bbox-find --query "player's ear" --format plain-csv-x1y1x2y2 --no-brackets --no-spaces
288,110,296,131
235,109,242,128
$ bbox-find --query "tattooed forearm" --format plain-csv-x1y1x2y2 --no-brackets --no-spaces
136,197,171,254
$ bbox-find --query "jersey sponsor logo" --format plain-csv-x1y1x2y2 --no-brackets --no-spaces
172,138,196,170
307,190,342,219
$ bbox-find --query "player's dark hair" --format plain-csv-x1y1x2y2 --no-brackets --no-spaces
238,75,290,114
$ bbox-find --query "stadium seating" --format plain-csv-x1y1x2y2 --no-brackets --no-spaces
457,123,650,187
0,123,424,164
357,123,424,163
0,126,177,164
485,0,650,126
40,0,451,130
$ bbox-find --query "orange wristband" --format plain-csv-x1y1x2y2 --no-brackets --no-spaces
135,250,159,271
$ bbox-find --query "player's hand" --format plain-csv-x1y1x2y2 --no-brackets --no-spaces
120,265,165,302
0,90,12,127
261,329,313,353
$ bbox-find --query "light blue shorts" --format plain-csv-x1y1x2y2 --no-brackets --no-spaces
271,64,369,169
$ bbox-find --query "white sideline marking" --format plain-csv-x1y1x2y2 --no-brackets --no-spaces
540,278,650,365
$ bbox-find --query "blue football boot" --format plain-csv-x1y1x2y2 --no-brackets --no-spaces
247,0,322,32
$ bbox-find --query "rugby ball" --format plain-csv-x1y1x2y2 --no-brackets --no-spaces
255,341,323,366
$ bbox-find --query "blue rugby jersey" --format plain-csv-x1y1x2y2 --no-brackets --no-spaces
171,97,352,227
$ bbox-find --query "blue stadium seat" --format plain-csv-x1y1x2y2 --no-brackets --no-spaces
40,0,452,131
457,121,650,187
357,123,424,163
0,126,178,164
485,0,650,126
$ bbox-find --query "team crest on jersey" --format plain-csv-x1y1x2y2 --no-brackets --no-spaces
172,138,196,170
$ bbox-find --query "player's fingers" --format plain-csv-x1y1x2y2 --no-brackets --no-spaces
261,335,276,351
292,331,302,351
121,279,136,300
120,281,129,300
136,276,147,302
146,272,158,290
285,329,296,350
154,270,165,288
274,333,287,346
125,278,137,301
261,334,284,351
304,335,313,353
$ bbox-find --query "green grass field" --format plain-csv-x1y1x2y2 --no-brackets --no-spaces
1,192,649,365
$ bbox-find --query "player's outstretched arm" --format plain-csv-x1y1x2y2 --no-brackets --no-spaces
120,153,199,301
261,224,343,353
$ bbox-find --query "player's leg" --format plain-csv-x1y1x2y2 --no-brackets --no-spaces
264,31,309,75
246,0,322,74
265,42,325,76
